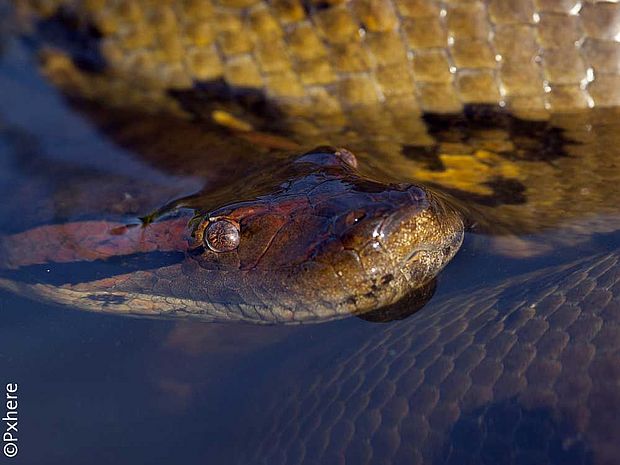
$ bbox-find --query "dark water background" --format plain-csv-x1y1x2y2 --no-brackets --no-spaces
1,37,620,465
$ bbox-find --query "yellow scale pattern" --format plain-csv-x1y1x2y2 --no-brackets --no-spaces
12,0,620,249
17,0,620,118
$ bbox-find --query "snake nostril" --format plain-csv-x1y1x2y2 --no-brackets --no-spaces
344,210,367,226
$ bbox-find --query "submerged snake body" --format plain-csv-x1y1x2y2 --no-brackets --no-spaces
235,248,620,464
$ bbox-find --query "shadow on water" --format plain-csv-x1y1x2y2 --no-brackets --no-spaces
0,289,303,464
356,278,437,323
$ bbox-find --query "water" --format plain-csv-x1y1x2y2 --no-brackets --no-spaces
1,37,620,465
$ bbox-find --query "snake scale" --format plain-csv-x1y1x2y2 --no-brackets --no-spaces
10,0,620,239
12,0,620,117
231,250,620,465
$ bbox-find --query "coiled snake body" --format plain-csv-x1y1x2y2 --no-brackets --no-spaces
234,248,620,465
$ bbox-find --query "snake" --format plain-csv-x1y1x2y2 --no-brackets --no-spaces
2,0,619,310
11,0,620,117
1,1,620,463
0,146,463,322
229,247,620,464
9,0,620,240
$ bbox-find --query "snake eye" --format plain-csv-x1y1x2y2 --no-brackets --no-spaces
204,219,240,252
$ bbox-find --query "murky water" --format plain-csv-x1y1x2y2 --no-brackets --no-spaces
2,36,620,465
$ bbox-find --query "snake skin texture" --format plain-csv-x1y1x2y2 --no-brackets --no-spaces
234,248,620,465
12,0,620,125
11,1,620,244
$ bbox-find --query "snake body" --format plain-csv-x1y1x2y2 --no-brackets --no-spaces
13,0,620,118
10,0,620,242
233,246,620,464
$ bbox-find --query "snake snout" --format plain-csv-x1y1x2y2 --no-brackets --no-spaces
377,186,464,285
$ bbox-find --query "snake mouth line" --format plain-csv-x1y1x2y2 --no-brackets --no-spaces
404,230,464,266
400,208,465,287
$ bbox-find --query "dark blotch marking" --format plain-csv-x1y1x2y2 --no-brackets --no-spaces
301,0,332,14
170,80,285,130
423,104,575,163
427,177,527,207
483,178,527,205
30,7,106,73
402,145,445,171
402,104,579,208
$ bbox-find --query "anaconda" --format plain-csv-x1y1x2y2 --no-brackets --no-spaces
1,2,620,464
228,246,620,465
0,147,463,322
12,0,620,116
9,0,620,242
2,0,620,318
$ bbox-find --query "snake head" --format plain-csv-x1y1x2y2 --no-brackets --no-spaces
188,147,464,322
0,147,463,323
